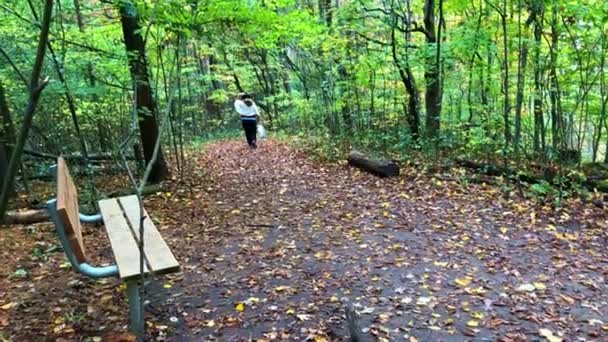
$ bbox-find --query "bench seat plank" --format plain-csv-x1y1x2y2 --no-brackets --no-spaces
99,198,149,280
118,195,179,275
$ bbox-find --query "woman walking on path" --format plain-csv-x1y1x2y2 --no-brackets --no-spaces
234,93,261,148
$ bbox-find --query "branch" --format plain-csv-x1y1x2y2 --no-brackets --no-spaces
92,75,131,91
0,47,28,86
355,31,389,46
483,0,505,17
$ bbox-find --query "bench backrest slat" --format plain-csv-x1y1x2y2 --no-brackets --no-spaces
56,157,87,263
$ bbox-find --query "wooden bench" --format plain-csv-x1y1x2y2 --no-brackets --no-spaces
46,157,179,336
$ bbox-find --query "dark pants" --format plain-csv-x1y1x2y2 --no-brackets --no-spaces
241,119,257,147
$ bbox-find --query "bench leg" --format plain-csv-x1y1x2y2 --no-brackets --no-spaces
126,280,144,339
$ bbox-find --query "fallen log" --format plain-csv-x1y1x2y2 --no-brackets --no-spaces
2,209,50,225
21,148,135,162
348,150,399,177
455,158,540,184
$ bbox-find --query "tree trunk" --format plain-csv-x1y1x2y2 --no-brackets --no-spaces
549,4,563,152
514,1,528,154
500,2,511,149
0,80,15,183
593,35,608,162
424,0,442,140
532,1,545,155
391,1,420,141
0,0,53,222
118,0,168,183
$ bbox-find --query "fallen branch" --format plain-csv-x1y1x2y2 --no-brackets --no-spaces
2,209,49,225
22,148,135,162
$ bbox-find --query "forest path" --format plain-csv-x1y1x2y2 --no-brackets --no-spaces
146,139,608,341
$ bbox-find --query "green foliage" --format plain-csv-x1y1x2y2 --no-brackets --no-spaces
9,267,28,280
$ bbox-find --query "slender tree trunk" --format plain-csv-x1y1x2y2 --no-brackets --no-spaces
593,35,608,162
500,2,511,149
424,0,442,139
0,80,15,186
532,2,545,155
514,0,528,153
548,3,563,152
390,15,420,141
118,0,168,183
0,0,53,222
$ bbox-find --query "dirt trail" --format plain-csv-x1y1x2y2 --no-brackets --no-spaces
1,139,607,341
148,140,608,341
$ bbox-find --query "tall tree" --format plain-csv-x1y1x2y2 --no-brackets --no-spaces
389,2,420,141
0,0,53,221
514,0,529,153
0,80,14,185
531,0,545,154
424,0,443,139
118,0,169,183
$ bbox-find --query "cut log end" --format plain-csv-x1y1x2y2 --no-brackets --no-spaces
347,150,400,178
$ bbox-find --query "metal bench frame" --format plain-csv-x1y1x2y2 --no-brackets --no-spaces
46,161,145,336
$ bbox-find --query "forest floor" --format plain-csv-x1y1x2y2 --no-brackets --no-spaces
1,139,608,341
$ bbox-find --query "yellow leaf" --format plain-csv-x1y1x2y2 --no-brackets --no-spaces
534,282,546,291
455,276,473,287
471,312,484,320
499,227,508,234
467,286,487,296
235,303,245,312
378,313,391,323
275,286,289,293
434,261,448,267
330,295,339,303
539,328,563,342
466,320,479,328
313,336,328,342
1,302,15,310
286,308,295,315
163,283,172,289
206,320,215,327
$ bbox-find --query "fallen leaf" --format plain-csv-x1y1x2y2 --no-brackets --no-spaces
416,297,435,306
455,276,473,287
539,328,562,342
235,303,245,312
516,283,535,292
1,303,16,310
471,312,484,320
